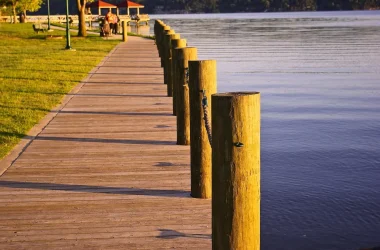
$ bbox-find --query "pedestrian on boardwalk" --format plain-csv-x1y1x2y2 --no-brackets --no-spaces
106,11,113,35
102,20,111,38
111,14,116,34
113,15,120,34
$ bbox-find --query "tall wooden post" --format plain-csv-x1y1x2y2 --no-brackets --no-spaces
162,30,176,89
174,47,197,145
164,33,181,96
212,92,261,250
154,20,164,51
171,39,187,116
156,23,167,59
189,60,217,199
154,20,162,38
122,21,127,42
157,24,166,59
159,26,171,67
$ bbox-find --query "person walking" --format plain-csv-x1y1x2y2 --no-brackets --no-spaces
106,11,113,36
112,14,118,34
114,15,120,34
102,20,111,38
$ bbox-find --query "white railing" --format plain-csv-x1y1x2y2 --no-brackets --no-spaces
1,15,102,23
0,14,150,26
0,14,149,23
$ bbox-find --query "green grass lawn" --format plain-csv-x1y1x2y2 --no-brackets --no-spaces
0,23,120,159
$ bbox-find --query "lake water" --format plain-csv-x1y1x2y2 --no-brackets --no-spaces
148,11,380,249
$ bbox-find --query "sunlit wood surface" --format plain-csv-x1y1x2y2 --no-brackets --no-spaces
0,36,211,249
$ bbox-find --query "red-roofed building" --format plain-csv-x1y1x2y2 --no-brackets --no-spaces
86,0,118,15
116,1,145,16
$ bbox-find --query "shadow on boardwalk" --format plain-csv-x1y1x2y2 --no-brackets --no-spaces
68,93,167,98
84,81,162,85
157,229,211,239
54,110,173,116
92,72,163,76
0,180,189,198
29,136,176,145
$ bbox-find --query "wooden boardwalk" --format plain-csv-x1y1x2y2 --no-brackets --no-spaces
0,36,211,249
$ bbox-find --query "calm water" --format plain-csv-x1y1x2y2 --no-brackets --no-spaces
149,11,380,249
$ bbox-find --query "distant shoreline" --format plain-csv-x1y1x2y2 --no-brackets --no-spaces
152,8,380,15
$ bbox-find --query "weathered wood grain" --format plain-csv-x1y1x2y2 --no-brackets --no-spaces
0,36,211,249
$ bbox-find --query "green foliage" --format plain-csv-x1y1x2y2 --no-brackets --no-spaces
0,23,119,159
18,0,43,14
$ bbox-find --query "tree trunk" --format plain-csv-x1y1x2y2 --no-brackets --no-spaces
12,5,17,24
77,0,87,37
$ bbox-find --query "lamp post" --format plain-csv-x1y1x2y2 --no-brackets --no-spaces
65,0,72,50
47,0,51,30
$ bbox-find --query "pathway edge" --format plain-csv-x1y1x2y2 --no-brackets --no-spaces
0,47,118,176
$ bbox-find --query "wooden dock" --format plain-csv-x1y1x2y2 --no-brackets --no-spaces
0,36,211,249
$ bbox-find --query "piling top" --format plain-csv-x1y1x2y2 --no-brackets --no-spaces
175,46,197,50
213,92,260,97
171,38,186,46
189,59,216,64
165,29,175,35
168,34,180,39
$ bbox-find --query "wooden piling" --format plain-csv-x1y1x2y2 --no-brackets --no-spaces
164,33,181,96
159,26,171,67
162,30,176,90
188,60,217,199
175,47,197,145
153,20,162,38
122,21,127,42
211,92,261,250
156,23,168,59
154,20,164,50
171,39,187,115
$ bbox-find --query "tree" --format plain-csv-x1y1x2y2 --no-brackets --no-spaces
76,0,94,37
295,0,316,10
1,0,18,23
205,0,219,12
0,0,6,16
0,0,42,23
18,0,43,20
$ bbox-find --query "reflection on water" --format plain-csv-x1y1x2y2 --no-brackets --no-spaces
149,11,380,250
128,25,151,36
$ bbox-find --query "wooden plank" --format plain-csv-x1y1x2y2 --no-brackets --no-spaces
0,36,211,249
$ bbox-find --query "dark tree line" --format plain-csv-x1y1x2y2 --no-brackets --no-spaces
35,0,380,15
141,0,380,13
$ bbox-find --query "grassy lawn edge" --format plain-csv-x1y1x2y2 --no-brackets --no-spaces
0,23,121,161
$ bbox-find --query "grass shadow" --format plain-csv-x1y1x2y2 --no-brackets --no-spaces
0,104,51,112
0,131,26,139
